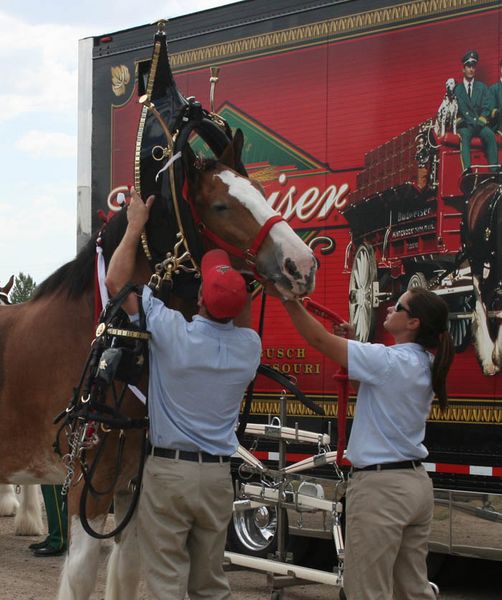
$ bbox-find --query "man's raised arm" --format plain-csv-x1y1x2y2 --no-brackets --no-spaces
105,187,155,315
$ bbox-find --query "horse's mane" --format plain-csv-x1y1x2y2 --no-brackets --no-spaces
32,209,128,301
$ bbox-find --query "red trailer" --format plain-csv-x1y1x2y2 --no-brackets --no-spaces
78,0,502,577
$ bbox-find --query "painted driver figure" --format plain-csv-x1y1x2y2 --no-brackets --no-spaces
454,50,498,173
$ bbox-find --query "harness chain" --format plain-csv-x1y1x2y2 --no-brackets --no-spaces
56,284,150,539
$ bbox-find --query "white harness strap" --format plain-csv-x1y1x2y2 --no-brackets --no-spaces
96,245,109,307
155,150,182,182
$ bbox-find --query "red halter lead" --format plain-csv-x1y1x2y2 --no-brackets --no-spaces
302,297,349,466
199,214,285,266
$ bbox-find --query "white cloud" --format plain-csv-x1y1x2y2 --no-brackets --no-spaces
0,183,76,285
0,1,235,286
0,13,83,124
16,130,77,158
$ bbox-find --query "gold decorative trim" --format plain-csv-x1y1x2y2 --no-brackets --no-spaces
245,398,502,424
106,327,150,340
134,38,162,196
429,404,502,424
134,105,148,195
146,40,161,102
170,1,498,70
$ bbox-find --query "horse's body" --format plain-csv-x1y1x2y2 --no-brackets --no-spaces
0,137,316,599
463,179,502,374
0,277,43,536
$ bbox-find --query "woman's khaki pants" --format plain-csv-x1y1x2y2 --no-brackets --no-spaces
343,466,436,600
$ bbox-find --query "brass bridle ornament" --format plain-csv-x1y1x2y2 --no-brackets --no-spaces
134,20,285,291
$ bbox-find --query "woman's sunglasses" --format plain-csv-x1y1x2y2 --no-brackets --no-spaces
394,300,413,316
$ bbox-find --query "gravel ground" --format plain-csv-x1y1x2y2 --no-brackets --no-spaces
0,512,500,599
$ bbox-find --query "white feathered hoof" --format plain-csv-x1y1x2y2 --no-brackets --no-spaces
0,485,19,516
14,486,44,536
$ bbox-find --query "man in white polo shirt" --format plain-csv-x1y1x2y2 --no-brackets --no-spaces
106,188,261,600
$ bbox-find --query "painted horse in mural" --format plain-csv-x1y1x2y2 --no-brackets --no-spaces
0,130,316,599
0,276,43,536
463,178,502,375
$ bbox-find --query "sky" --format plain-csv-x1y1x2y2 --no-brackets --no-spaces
0,0,234,288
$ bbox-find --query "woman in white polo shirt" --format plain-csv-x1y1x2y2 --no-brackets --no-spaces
275,286,454,600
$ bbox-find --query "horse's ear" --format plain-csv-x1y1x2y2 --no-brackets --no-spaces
6,275,14,293
219,129,244,169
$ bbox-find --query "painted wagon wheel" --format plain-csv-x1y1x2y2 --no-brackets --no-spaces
446,294,472,352
407,272,428,289
407,272,471,352
349,244,377,342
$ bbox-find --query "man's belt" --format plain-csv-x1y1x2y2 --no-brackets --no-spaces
151,446,230,463
352,460,422,472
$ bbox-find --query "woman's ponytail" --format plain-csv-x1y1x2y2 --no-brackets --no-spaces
408,288,455,411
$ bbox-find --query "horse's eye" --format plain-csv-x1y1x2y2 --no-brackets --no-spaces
213,203,228,212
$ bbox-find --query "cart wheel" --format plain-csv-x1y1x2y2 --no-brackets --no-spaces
228,503,286,558
407,273,472,352
349,244,377,342
407,271,428,289
447,295,472,352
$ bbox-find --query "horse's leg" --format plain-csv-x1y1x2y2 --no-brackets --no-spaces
105,489,141,600
14,485,44,536
471,274,499,375
0,484,18,516
57,489,108,600
492,202,502,366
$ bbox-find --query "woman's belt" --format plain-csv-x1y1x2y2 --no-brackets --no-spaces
352,460,422,472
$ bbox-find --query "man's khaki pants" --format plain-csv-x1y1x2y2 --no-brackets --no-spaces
343,466,435,600
138,454,234,600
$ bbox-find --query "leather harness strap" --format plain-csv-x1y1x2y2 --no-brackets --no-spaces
198,214,284,266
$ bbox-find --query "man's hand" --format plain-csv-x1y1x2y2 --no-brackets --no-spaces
105,187,155,309
262,281,294,301
127,187,155,235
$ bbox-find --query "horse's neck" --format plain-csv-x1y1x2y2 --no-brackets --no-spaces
468,183,498,227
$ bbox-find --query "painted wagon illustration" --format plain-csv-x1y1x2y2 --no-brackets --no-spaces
342,121,502,375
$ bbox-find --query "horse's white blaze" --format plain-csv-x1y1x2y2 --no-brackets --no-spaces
58,515,104,600
216,170,315,295
217,170,278,224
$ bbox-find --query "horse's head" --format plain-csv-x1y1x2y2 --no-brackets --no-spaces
184,130,316,298
0,275,14,305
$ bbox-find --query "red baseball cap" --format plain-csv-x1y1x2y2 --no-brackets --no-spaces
201,249,248,319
